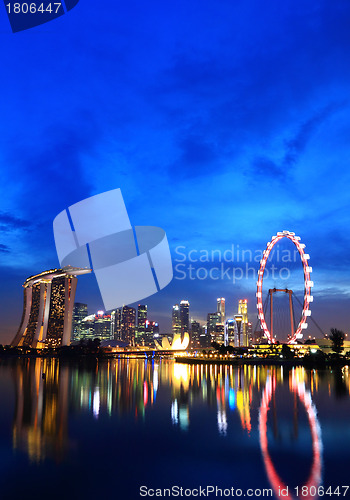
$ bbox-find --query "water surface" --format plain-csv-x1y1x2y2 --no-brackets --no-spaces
0,358,349,499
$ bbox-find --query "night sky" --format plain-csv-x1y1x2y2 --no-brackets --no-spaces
1,0,350,343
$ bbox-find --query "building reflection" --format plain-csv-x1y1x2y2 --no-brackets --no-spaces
13,358,69,462
259,367,322,499
10,357,350,475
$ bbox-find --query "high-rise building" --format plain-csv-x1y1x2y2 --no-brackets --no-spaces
111,308,122,340
136,305,147,342
199,326,211,348
12,267,90,348
120,305,136,345
247,322,253,345
180,300,190,338
190,320,201,348
217,298,225,324
172,304,181,336
207,312,221,342
238,299,249,347
214,323,225,344
72,303,88,341
234,314,244,347
93,311,112,340
144,320,159,346
77,314,95,340
225,319,236,346
73,311,112,341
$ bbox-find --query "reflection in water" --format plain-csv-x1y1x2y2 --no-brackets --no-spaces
13,358,69,462
259,367,322,500
9,358,350,494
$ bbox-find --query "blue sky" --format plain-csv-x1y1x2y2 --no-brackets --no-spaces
1,0,350,342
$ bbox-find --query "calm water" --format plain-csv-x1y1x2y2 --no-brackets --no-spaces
0,358,349,500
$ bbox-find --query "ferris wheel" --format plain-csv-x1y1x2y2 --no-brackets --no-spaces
256,231,313,344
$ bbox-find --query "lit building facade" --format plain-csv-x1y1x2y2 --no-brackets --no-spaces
72,302,88,341
225,319,236,346
207,312,221,342
93,311,112,340
120,305,136,345
172,304,181,336
190,320,202,348
12,267,90,349
238,299,249,347
136,304,147,342
180,300,190,339
111,308,122,340
214,323,225,344
217,298,225,324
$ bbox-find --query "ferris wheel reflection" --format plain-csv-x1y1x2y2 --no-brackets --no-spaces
259,369,323,500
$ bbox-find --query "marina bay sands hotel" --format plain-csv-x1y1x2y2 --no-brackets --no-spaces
11,267,91,348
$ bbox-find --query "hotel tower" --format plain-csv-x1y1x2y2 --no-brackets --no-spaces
12,266,90,348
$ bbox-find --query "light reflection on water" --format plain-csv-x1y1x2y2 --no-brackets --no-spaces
1,359,350,499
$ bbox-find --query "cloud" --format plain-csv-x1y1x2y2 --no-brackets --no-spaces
283,102,345,167
0,213,31,231
0,244,10,253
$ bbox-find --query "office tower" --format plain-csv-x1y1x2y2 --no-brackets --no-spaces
120,305,136,345
214,323,225,344
12,267,91,348
238,299,249,347
72,303,88,341
207,312,221,342
93,311,112,340
217,298,225,324
180,300,190,338
136,304,147,342
247,322,253,345
172,304,181,336
234,314,244,347
76,314,95,340
111,308,122,340
144,320,159,346
199,326,211,348
190,320,201,348
225,319,236,346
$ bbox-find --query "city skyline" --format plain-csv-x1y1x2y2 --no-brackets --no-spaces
1,0,350,342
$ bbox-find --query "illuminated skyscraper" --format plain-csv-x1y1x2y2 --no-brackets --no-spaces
120,305,136,345
172,304,181,336
93,311,112,340
190,320,201,348
180,300,190,339
111,308,122,340
225,319,236,346
12,267,90,348
136,304,147,342
145,320,159,345
214,323,225,343
72,302,88,341
217,298,225,324
238,299,249,347
207,312,221,342
234,314,244,347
